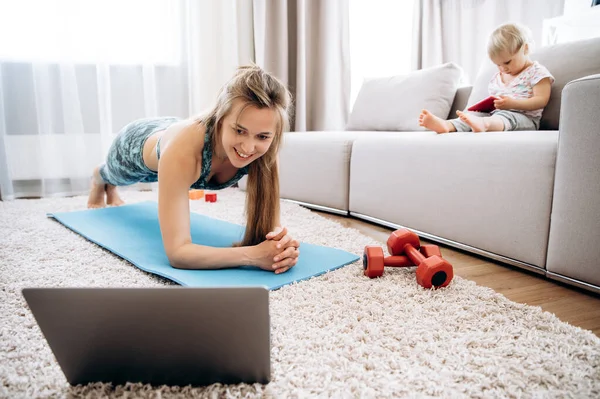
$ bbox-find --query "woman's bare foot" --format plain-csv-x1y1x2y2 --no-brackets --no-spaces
106,184,125,206
456,110,487,132
87,181,106,208
418,109,454,134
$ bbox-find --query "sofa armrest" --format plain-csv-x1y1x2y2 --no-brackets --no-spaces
448,85,472,119
546,74,600,288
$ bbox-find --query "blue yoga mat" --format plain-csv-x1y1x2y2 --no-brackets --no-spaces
48,202,359,290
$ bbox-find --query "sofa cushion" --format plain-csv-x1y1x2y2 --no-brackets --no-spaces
346,62,463,132
468,36,600,130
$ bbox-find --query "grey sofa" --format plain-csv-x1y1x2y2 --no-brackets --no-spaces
240,37,600,294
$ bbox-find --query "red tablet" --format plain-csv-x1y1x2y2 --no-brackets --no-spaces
467,96,496,113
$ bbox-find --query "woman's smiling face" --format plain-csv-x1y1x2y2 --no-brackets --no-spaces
220,99,278,168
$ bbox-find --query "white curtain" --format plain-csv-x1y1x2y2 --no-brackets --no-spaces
0,0,254,200
413,0,566,84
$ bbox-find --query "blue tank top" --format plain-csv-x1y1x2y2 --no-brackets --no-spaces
157,120,249,190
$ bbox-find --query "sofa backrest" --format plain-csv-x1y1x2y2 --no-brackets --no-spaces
467,36,600,130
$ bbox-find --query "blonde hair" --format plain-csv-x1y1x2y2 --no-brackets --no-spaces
198,64,292,247
487,23,533,58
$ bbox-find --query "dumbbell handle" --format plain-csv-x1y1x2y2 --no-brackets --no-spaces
404,244,426,265
383,255,413,267
384,245,443,267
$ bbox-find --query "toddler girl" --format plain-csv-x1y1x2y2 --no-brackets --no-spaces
419,22,554,133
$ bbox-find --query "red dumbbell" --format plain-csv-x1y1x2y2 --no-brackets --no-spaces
363,245,444,280
420,245,442,258
388,229,453,288
363,246,411,278
363,243,443,277
363,229,453,288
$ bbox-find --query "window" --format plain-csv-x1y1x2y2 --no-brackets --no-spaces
349,0,416,107
0,0,181,64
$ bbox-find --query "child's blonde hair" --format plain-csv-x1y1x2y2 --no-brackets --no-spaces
199,64,293,247
487,23,533,58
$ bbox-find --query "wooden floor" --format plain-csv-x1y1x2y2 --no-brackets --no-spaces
314,210,600,337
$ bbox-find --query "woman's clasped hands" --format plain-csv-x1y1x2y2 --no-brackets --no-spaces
252,226,300,274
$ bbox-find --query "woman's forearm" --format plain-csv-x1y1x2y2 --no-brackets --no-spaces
169,242,257,270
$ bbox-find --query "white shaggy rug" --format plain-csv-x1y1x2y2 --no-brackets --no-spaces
1,188,599,398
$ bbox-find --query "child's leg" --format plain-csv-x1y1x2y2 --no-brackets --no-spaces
448,116,474,132
456,111,505,132
418,109,457,134
493,111,539,131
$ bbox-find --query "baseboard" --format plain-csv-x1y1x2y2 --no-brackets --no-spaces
546,271,600,295
281,199,349,216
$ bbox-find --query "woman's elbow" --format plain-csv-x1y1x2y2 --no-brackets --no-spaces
165,246,188,269
169,259,186,269
167,255,184,269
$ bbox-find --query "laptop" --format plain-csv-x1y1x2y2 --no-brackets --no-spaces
22,286,270,386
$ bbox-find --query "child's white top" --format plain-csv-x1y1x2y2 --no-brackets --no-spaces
488,61,555,119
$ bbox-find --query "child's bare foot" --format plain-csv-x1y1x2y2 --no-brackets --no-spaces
456,110,487,132
419,109,454,134
106,184,125,206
